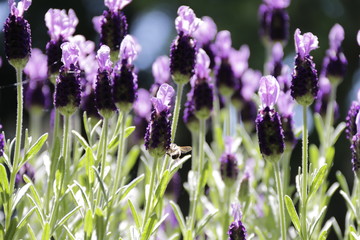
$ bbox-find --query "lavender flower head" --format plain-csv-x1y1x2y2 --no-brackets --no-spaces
95,45,116,118
96,0,131,61
113,35,139,112
322,24,347,85
183,90,199,132
314,76,339,120
291,29,319,106
256,75,285,163
150,56,171,95
0,125,4,157
45,9,78,82
145,84,174,158
346,91,360,142
228,203,247,240
170,6,201,84
24,48,52,111
266,43,284,77
193,16,217,69
54,42,81,116
350,112,360,174
4,0,32,68
259,0,290,43
192,49,214,119
277,91,297,148
220,137,239,186
215,30,236,97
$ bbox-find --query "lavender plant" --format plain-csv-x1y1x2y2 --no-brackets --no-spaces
1,0,360,239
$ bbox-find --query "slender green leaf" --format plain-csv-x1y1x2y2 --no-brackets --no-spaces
83,111,91,142
314,113,324,144
170,201,187,237
74,181,92,209
41,222,50,240
93,167,108,203
339,190,357,217
0,164,9,194
12,183,31,211
254,226,266,240
122,146,140,177
309,144,319,169
331,122,346,146
118,174,145,201
309,206,327,238
309,165,327,197
196,210,218,235
54,206,81,230
84,209,93,239
170,155,191,174
336,171,350,195
108,126,136,150
27,224,37,240
23,175,42,207
4,217,18,240
154,170,170,204
350,232,360,240
17,206,36,229
95,208,106,240
325,147,335,165
72,130,90,150
285,195,300,232
26,194,45,226
140,213,157,240
63,225,76,240
22,133,48,165
85,147,95,185
151,213,169,235
128,199,141,229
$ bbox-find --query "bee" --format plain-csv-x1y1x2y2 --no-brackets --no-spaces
166,143,192,160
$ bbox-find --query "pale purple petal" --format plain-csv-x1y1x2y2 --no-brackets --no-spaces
24,48,48,80
119,35,141,64
277,91,294,116
96,45,112,72
193,16,217,44
45,9,78,40
356,112,360,135
68,35,95,56
156,83,175,109
231,203,242,221
92,16,103,34
294,28,319,59
134,89,152,118
10,0,31,16
175,6,201,35
272,42,283,61
264,0,290,8
61,42,80,68
151,97,165,113
104,0,132,11
259,75,280,108
152,56,170,84
329,24,344,50
229,45,250,78
357,30,360,46
214,30,232,58
241,69,261,101
195,48,210,79
319,76,331,95
225,136,233,154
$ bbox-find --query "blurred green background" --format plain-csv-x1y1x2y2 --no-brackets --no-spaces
0,0,359,237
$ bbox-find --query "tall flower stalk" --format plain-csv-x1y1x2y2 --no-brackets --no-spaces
290,29,319,240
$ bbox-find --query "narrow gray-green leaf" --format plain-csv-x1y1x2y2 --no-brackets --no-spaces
23,175,42,207
117,174,144,201
12,183,31,211
108,126,136,150
140,213,157,240
54,206,81,230
17,206,36,229
170,201,187,237
196,210,218,235
285,195,300,232
314,113,324,144
339,190,357,217
128,199,141,229
63,225,76,240
336,171,350,195
331,122,346,146
309,164,327,197
309,206,327,238
41,222,50,240
0,164,9,194
95,208,106,240
84,209,93,238
74,181,92,209
151,213,169,235
27,224,37,240
72,130,90,150
23,133,48,164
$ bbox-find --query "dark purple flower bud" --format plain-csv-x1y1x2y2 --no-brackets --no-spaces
81,85,101,119
277,91,296,147
145,84,174,158
216,60,236,97
228,204,247,240
291,29,319,106
24,48,52,111
351,134,360,173
259,0,290,42
238,172,250,203
322,24,347,85
220,153,238,185
15,162,35,187
170,6,200,84
183,92,199,132
113,35,139,112
54,42,81,116
346,101,360,141
0,125,4,157
46,37,65,81
96,0,130,59
95,45,116,118
4,0,32,68
314,77,339,121
256,76,284,162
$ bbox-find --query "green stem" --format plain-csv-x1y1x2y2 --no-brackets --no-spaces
63,115,71,186
142,156,159,231
301,106,308,240
274,162,287,240
99,117,109,180
188,118,206,238
191,130,199,172
6,66,24,231
226,99,231,137
222,187,231,240
111,111,127,203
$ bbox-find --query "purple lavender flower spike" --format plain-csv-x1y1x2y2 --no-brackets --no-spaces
113,35,139,112
183,90,199,132
98,0,130,61
322,24,347,85
346,99,360,141
350,112,360,174
95,45,117,118
192,49,213,119
4,0,32,68
54,42,81,116
145,83,174,158
291,29,319,106
150,56,170,95
45,9,78,82
24,48,52,111
256,75,285,163
259,0,290,43
133,89,152,142
228,203,247,240
220,137,239,186
170,6,200,84
241,69,261,102
0,125,4,157
266,43,284,77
